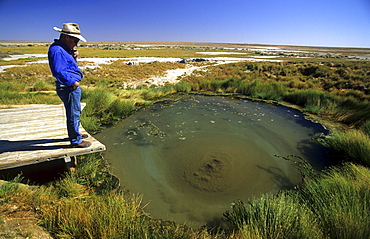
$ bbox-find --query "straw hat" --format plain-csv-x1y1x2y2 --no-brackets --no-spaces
53,23,87,42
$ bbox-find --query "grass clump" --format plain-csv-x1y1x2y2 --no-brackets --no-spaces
242,80,286,101
0,176,23,199
301,163,370,239
225,163,370,239
80,85,184,132
284,90,370,127
81,89,139,131
317,129,370,166
31,80,54,91
41,191,150,238
224,192,322,239
0,154,212,239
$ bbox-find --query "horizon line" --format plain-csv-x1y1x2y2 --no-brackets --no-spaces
0,40,369,50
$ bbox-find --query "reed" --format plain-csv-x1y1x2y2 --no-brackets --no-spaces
53,174,86,198
284,89,337,108
80,114,100,132
73,153,118,193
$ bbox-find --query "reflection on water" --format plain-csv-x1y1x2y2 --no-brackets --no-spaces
95,95,330,228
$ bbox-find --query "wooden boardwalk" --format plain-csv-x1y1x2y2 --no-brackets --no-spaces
0,104,106,170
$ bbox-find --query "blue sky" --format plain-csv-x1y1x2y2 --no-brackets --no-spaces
0,0,369,47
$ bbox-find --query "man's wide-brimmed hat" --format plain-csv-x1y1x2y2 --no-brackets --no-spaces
53,23,87,42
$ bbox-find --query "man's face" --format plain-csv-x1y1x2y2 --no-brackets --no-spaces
65,35,79,49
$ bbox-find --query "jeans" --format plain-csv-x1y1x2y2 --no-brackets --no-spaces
56,83,82,145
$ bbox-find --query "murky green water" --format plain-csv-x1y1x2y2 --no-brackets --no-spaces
95,95,330,228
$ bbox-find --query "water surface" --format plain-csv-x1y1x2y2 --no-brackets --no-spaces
95,95,330,228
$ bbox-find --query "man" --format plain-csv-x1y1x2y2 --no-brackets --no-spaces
48,23,91,148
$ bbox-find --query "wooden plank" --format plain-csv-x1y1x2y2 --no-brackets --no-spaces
0,104,106,170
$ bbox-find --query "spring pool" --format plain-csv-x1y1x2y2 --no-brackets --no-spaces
95,95,331,228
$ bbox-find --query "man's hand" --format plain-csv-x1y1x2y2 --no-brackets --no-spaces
72,49,79,60
72,81,80,89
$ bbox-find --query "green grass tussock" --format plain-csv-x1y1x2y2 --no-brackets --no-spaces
284,90,370,126
362,120,370,136
0,176,23,199
82,89,136,126
243,80,286,101
43,192,150,239
28,154,152,238
301,163,370,239
80,84,185,131
317,130,370,166
0,154,214,239
226,163,370,239
81,88,151,131
174,81,192,93
225,192,323,239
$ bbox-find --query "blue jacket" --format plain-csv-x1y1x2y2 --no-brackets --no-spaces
48,40,83,86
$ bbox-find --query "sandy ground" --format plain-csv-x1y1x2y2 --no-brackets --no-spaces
2,53,47,61
124,65,204,88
